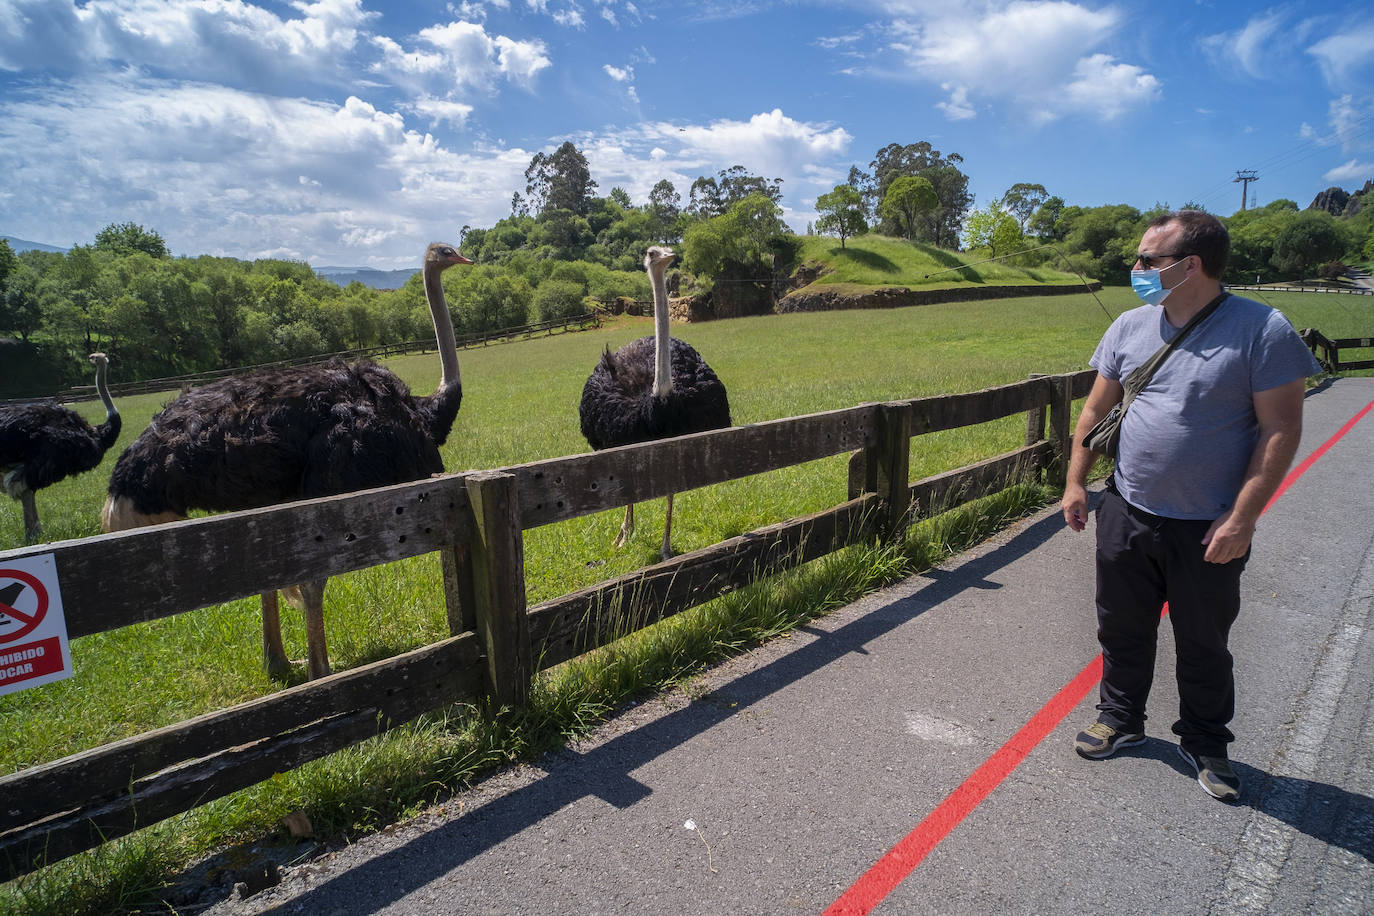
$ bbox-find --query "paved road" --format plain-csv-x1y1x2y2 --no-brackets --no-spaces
204,377,1374,916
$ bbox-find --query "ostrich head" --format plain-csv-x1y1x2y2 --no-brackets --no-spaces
89,352,108,368
644,245,675,273
426,242,474,270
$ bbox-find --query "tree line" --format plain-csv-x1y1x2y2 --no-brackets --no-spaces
4,138,1372,396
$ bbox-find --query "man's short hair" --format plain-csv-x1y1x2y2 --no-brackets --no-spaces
1147,209,1229,279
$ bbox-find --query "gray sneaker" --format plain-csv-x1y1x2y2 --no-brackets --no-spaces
1074,721,1146,759
1177,746,1242,801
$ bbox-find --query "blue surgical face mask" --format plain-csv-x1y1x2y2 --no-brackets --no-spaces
1130,258,1190,305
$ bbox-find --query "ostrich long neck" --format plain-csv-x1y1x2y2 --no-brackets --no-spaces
651,262,672,397
94,360,116,422
424,260,461,390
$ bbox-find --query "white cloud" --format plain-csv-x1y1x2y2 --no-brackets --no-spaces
553,7,586,28
1201,10,1286,80
411,97,477,128
0,75,530,267
1322,159,1373,183
604,64,633,81
936,83,975,120
877,0,1159,122
0,0,376,88
374,21,551,93
1307,24,1374,89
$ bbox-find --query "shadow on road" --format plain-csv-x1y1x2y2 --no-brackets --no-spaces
249,505,1071,913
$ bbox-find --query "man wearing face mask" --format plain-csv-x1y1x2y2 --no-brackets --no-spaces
1060,210,1319,801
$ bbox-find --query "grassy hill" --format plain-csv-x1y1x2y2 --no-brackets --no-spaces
792,234,1087,293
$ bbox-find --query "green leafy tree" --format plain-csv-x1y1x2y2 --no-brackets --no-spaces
0,238,15,295
608,187,633,209
534,279,587,321
648,179,682,242
682,193,787,279
688,166,782,218
94,222,169,258
880,176,938,241
524,141,598,215
867,141,971,245
1001,183,1049,231
1272,211,1343,281
815,185,868,248
962,202,1024,258
1028,196,1066,240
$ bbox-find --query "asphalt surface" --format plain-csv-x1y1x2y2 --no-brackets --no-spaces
201,376,1374,916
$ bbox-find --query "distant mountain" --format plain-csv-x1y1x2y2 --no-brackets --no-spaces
315,266,418,290
3,234,68,254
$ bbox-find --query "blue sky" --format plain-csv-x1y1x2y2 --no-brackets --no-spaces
1,0,1371,270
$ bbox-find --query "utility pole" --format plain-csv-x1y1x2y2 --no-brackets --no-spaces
1234,170,1258,211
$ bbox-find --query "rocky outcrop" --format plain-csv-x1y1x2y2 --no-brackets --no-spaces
1310,187,1351,216
776,282,1103,314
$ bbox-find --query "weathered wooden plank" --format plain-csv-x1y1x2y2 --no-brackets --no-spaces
873,403,912,539
896,376,1055,434
0,633,485,841
527,495,881,669
510,404,878,529
0,477,475,639
465,472,532,709
0,711,380,881
1068,368,1097,400
1046,375,1073,488
909,443,1052,519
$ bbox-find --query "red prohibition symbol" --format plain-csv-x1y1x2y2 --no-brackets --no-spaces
0,569,49,644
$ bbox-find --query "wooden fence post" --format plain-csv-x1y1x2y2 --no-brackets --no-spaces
871,402,912,540
1046,374,1073,489
464,471,532,710
440,545,476,636
1024,373,1048,447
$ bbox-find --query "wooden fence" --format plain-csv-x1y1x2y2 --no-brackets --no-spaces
45,312,600,404
0,368,1095,880
1300,328,1374,372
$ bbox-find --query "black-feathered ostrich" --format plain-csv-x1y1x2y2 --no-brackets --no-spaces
1,353,121,543
102,243,473,680
579,245,731,560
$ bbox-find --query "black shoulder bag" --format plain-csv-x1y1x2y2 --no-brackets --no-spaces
1082,292,1229,459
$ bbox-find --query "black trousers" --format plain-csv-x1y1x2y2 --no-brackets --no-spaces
1094,484,1248,757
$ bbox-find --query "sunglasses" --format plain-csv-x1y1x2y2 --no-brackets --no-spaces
1135,251,1193,270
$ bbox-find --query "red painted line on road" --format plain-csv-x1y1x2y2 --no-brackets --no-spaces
823,394,1374,916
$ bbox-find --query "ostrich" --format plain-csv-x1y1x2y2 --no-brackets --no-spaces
1,353,121,543
102,242,473,680
579,245,731,560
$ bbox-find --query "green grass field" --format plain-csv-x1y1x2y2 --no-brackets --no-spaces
793,234,1085,289
0,285,1366,914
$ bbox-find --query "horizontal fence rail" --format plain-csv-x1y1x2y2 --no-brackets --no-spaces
0,368,1096,880
1300,328,1374,372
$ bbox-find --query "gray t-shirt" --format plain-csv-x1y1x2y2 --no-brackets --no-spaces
1089,294,1320,520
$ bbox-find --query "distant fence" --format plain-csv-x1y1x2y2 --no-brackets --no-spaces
1232,284,1373,296
0,368,1096,880
32,312,600,405
1300,328,1374,372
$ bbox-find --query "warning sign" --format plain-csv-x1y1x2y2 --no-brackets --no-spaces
0,554,74,696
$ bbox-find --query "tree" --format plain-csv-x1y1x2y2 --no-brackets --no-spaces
687,166,782,218
682,193,787,278
814,184,868,248
94,222,169,258
1272,211,1343,282
1001,183,1049,231
962,202,1024,259
648,179,681,242
1028,195,1066,240
880,176,938,241
868,141,970,244
608,187,633,209
524,141,598,215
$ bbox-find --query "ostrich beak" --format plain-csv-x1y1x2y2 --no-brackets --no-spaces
450,252,475,265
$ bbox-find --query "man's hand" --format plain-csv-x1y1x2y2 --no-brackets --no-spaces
1201,509,1255,563
1062,482,1089,532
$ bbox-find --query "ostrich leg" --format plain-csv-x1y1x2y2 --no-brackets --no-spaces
261,591,292,679
20,491,41,543
661,493,675,561
295,579,331,680
613,503,635,548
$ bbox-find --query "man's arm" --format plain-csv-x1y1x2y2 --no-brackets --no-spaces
1061,373,1124,532
1201,377,1306,563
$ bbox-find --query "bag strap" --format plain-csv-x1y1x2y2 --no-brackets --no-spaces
1119,291,1229,406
